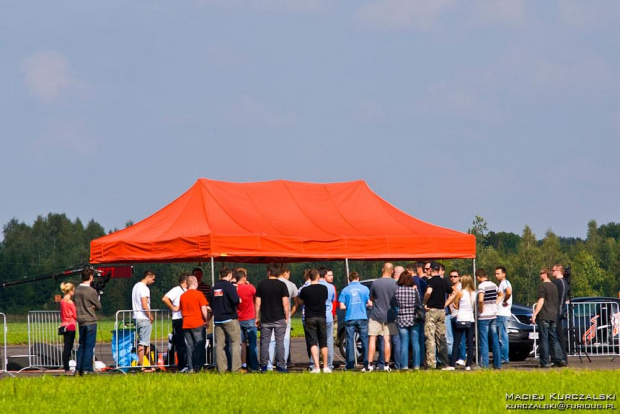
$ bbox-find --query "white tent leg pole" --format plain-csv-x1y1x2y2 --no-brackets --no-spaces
211,256,215,366
473,258,478,367
345,258,350,285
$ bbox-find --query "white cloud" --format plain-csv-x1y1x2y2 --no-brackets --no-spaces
218,94,297,129
404,81,504,124
354,98,387,123
20,50,81,102
473,0,526,26
354,0,456,30
33,120,100,156
205,44,250,67
490,49,617,99
199,0,328,14
559,0,620,31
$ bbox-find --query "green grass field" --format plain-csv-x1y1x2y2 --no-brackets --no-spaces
0,369,618,413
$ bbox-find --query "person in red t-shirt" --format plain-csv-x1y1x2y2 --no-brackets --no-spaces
235,269,258,371
60,282,77,374
180,276,209,373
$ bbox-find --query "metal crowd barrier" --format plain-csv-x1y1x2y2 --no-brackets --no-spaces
533,300,620,360
567,301,620,358
114,309,191,372
24,311,64,371
1,313,8,375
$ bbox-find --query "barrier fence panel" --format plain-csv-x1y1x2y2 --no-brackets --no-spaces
567,301,620,358
533,301,620,360
27,311,64,370
114,309,175,371
1,313,7,373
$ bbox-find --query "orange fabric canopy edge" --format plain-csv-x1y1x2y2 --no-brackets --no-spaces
89,178,476,264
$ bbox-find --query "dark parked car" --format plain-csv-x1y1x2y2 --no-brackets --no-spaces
336,279,536,362
568,297,620,352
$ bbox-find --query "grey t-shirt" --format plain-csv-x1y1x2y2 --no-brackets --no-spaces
369,277,398,323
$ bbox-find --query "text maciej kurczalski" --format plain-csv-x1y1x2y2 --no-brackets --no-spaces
506,394,616,401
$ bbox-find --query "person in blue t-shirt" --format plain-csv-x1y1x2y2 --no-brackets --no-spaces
339,271,371,371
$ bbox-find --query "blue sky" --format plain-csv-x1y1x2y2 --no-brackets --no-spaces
1,0,619,240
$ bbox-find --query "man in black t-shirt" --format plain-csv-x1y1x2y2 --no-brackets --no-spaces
298,268,329,373
552,264,570,362
423,261,452,369
255,263,290,372
532,268,566,368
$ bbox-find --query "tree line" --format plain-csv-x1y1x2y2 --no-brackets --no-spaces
0,213,618,315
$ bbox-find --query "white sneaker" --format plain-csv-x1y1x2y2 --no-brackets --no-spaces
456,359,466,366
311,368,321,374
465,366,471,371
383,366,391,372
323,367,332,374
366,366,374,372
442,366,455,371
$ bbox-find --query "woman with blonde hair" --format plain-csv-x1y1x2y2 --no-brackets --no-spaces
444,275,476,371
60,282,77,374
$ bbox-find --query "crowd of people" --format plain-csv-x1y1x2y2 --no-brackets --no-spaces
58,261,571,375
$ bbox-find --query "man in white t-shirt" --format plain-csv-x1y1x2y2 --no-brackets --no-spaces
476,268,501,369
132,270,156,371
162,273,189,371
495,266,512,364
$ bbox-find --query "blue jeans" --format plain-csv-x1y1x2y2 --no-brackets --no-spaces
446,314,453,359
537,319,564,367
391,332,401,369
415,322,425,367
398,324,420,369
239,319,259,371
344,319,368,370
496,315,510,363
478,318,501,369
184,326,206,372
76,323,97,374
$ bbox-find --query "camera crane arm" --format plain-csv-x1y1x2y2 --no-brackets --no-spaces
0,264,132,289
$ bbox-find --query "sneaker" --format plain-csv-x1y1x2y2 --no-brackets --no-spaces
179,367,190,374
360,367,367,372
383,366,391,372
366,366,374,373
456,359,466,366
323,367,332,373
442,366,455,371
465,366,471,371
311,368,321,374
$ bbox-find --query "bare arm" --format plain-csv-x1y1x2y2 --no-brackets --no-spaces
290,296,298,317
162,296,177,312
531,297,544,323
503,286,512,306
255,297,261,327
200,305,208,324
496,289,505,305
423,287,433,308
478,291,484,314
339,301,346,310
141,297,153,322
282,296,290,323
452,291,463,310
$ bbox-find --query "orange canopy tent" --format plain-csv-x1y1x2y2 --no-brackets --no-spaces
89,178,475,264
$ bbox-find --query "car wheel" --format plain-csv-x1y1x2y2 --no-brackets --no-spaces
338,331,362,361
